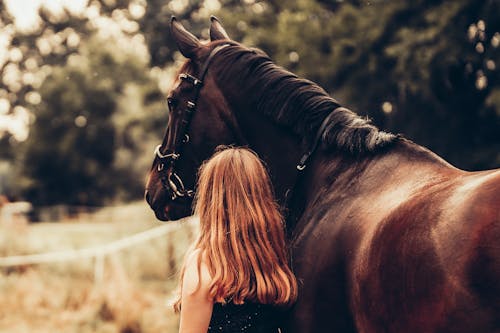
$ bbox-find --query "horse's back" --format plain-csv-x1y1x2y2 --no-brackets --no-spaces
354,168,500,332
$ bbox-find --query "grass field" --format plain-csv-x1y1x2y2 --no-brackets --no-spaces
0,202,197,333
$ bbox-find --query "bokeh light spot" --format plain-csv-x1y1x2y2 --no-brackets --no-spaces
75,115,88,128
382,101,393,114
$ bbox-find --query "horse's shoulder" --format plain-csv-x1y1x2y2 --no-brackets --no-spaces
467,168,500,210
441,169,500,227
453,169,500,321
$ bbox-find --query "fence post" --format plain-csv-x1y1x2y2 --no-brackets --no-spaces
94,254,105,283
166,230,176,275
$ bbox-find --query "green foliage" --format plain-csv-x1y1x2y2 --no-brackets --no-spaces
0,0,135,126
213,0,500,170
18,33,162,205
139,0,206,66
1,0,499,207
0,0,168,205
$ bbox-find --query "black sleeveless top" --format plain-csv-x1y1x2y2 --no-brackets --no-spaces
208,301,282,333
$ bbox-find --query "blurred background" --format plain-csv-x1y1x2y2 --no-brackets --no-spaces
0,0,498,332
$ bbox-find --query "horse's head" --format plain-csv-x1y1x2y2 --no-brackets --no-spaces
145,17,240,221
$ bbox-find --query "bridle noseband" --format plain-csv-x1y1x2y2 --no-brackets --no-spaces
154,44,230,201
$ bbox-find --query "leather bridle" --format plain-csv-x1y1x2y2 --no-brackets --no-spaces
153,43,230,201
154,41,338,208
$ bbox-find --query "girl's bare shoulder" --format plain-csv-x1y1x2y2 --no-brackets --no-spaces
182,248,213,296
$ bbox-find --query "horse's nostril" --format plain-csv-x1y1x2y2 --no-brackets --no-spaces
145,190,151,204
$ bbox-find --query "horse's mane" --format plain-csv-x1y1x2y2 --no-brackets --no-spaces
211,43,399,154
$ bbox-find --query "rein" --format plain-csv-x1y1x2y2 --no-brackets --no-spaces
154,43,230,200
296,110,339,171
283,108,340,223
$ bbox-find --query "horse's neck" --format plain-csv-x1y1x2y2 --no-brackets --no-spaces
227,104,305,206
300,139,461,212
283,139,462,237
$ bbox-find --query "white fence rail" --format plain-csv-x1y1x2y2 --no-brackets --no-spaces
0,218,197,281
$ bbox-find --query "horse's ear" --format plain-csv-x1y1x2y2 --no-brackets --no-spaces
209,16,230,41
170,16,201,58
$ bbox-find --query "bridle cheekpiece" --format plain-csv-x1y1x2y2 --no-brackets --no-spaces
154,43,230,201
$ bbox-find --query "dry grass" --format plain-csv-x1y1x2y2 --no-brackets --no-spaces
0,202,197,333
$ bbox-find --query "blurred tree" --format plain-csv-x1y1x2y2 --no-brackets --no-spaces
213,0,500,170
1,0,499,208
0,136,12,160
0,134,15,196
139,0,205,66
18,33,162,206
0,0,165,206
0,0,133,135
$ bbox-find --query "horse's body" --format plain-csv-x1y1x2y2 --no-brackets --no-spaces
289,142,500,332
145,18,500,332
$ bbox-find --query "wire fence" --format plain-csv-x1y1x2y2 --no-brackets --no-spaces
0,200,166,224
0,204,195,333
0,206,198,282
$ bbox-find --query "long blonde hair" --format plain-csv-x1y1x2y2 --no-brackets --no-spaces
174,147,297,311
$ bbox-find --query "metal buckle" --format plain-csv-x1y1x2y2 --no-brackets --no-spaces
179,73,202,86
168,172,186,200
154,145,180,160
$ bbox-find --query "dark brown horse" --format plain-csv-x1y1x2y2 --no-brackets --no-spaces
145,17,500,333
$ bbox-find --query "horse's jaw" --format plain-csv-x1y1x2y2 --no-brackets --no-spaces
153,202,192,221
146,191,193,221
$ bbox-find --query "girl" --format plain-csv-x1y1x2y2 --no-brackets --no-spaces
174,147,297,333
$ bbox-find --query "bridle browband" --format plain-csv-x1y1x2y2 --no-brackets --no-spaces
154,43,231,200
